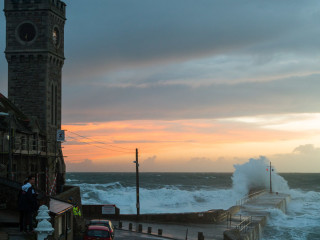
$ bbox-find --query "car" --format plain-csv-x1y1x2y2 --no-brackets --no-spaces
88,219,114,239
84,225,112,240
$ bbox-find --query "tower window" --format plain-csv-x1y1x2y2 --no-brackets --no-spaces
18,23,36,42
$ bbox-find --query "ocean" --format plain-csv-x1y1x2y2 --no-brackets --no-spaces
66,159,320,240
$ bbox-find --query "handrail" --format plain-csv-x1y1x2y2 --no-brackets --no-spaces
236,215,252,232
226,213,252,232
236,189,267,206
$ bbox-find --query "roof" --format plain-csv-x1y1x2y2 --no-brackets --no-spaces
49,198,73,215
0,93,29,122
0,92,43,134
90,219,111,222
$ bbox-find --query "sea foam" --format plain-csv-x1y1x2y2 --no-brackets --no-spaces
232,156,290,195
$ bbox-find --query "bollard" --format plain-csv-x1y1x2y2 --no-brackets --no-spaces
129,223,133,231
34,205,54,240
148,227,152,234
158,229,163,236
198,232,204,240
118,221,122,229
138,224,142,233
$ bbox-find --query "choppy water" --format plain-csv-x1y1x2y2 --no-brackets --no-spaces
66,157,320,240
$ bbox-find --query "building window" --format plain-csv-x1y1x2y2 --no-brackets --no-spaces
21,136,26,150
32,134,37,151
51,84,54,125
55,85,57,125
51,83,58,126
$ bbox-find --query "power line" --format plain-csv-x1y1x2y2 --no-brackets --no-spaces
67,130,134,151
66,135,134,154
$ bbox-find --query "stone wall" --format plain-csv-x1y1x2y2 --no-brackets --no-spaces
82,204,233,224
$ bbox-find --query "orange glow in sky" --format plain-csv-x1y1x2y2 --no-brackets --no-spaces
63,114,320,173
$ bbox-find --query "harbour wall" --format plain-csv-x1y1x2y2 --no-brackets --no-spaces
224,193,290,240
82,204,240,224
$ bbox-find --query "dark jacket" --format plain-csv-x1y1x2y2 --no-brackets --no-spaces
20,183,37,212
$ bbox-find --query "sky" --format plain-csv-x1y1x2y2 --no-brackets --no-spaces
1,0,320,172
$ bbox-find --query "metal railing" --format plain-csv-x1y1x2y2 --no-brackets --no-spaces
236,215,252,232
236,189,267,206
226,213,252,233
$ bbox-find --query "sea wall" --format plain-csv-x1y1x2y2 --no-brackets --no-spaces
223,193,290,240
82,204,240,224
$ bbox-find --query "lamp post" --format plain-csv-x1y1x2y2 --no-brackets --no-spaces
266,161,273,193
0,112,12,180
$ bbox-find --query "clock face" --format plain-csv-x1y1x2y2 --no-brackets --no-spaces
18,23,36,42
52,27,60,46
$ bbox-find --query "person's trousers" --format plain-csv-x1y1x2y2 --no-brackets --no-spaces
19,211,24,232
23,211,33,231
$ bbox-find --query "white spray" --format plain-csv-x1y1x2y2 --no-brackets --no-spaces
232,156,290,196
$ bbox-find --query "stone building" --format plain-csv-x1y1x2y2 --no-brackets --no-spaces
1,0,67,194
1,1,86,239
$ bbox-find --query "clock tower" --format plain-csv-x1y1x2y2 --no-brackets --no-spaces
4,0,66,191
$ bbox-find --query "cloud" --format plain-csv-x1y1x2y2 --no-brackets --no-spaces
62,73,320,123
2,0,320,124
270,144,320,172
67,159,96,172
293,144,318,154
63,0,320,81
141,155,157,171
138,155,234,172
66,158,137,172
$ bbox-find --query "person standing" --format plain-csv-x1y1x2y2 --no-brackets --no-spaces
20,175,38,233
18,179,28,232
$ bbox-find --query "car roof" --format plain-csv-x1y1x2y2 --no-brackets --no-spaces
90,219,111,222
87,225,110,231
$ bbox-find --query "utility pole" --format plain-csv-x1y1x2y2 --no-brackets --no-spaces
134,148,140,217
269,161,272,193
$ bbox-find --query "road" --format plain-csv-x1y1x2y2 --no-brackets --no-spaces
114,229,172,240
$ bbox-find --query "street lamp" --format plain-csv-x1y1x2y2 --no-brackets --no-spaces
266,161,273,193
0,112,13,180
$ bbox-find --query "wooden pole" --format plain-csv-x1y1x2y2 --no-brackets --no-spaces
136,148,140,217
269,161,272,193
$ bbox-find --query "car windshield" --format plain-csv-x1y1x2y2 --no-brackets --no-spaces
87,230,110,238
90,221,109,227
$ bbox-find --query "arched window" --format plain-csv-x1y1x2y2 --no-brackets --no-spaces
55,85,57,125
51,84,54,125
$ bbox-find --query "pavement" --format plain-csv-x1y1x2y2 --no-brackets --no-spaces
115,220,228,240
0,192,290,240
